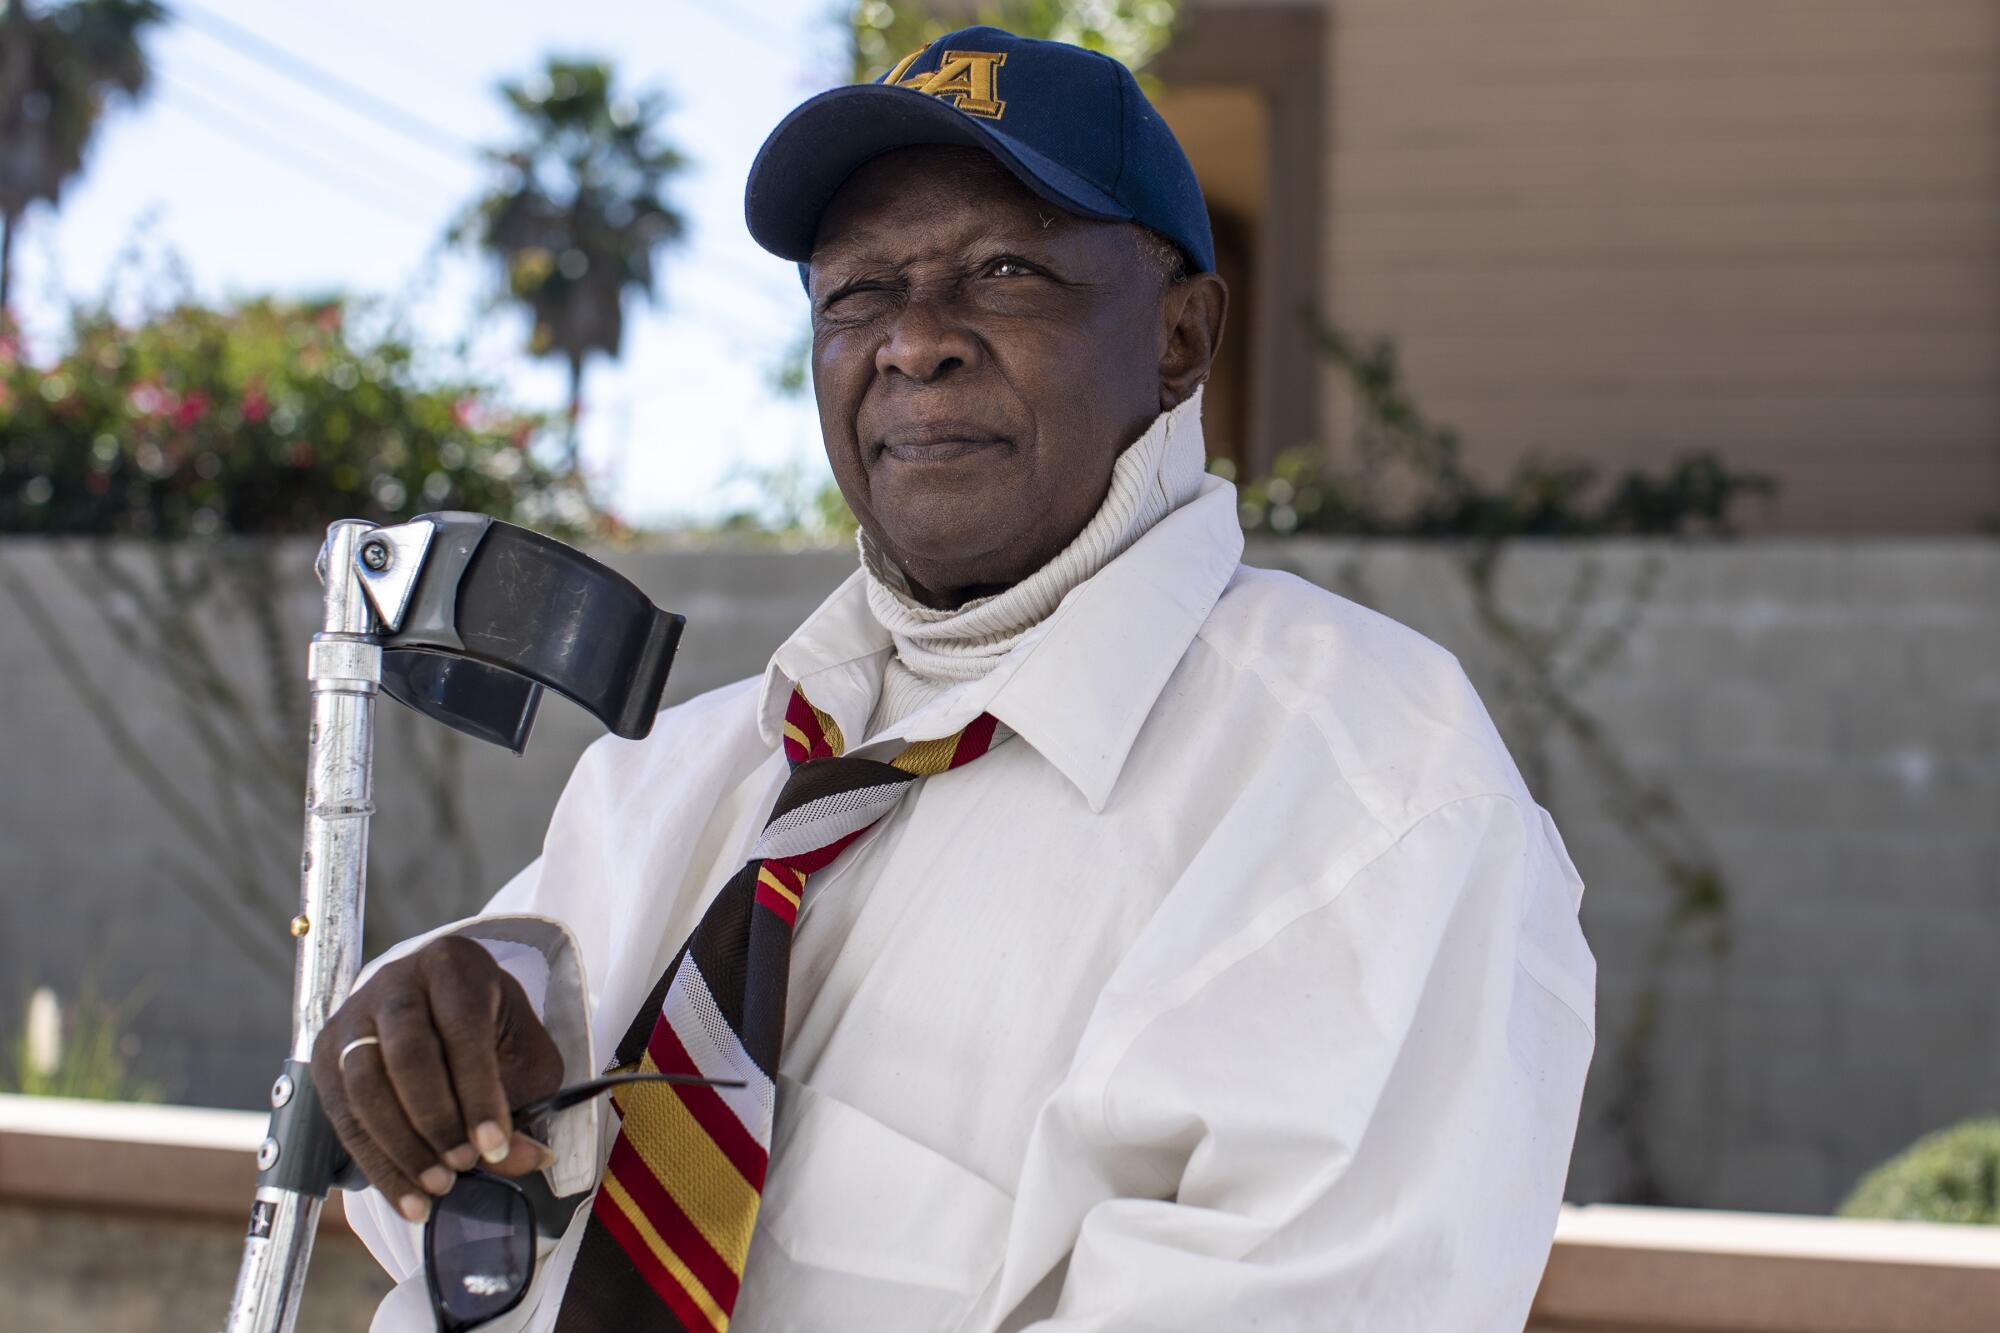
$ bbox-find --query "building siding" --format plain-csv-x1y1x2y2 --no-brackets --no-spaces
1294,0,2000,532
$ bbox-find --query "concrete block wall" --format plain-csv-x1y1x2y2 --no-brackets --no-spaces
1,537,1995,1213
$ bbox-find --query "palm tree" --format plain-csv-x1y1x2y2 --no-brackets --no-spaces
459,58,687,472
0,0,162,312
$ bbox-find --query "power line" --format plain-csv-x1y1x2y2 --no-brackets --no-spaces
666,0,804,62
290,3,491,91
156,73,423,223
169,0,475,164
167,50,470,190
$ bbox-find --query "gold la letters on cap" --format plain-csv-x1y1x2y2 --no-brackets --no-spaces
884,48,1009,120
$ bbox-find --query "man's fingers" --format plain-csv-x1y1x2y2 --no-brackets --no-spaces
373,988,474,1168
484,1131,557,1178
313,1050,431,1224
339,1039,459,1202
425,952,514,1164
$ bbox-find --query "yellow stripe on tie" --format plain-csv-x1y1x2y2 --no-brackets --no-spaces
893,733,959,776
756,865,800,909
602,1171,730,1332
811,706,844,757
782,721,812,752
617,1055,763,1272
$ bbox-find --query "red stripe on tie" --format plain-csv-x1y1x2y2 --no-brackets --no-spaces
605,1137,742,1312
646,1017,770,1191
591,1184,719,1333
774,825,865,876
950,712,1000,767
785,688,839,760
783,689,820,763
753,879,798,926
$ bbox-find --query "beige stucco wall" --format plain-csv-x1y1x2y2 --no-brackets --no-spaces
1195,0,2000,533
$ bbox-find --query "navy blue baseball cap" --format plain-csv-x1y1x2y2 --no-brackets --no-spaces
745,26,1214,277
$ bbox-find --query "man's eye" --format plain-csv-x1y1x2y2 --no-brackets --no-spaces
986,256,1038,278
820,282,888,312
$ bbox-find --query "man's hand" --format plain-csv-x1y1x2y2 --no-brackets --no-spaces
311,935,564,1224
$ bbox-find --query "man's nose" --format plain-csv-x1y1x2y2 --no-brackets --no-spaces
875,299,980,383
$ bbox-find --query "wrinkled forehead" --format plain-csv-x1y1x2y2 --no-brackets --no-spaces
810,146,1092,266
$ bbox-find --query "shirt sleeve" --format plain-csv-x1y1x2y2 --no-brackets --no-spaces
340,895,602,1289
1032,793,1596,1332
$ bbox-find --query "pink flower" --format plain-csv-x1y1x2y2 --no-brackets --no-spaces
173,391,210,430
452,397,478,429
129,381,167,416
242,383,268,423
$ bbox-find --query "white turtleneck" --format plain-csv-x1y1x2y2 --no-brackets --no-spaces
860,387,1210,738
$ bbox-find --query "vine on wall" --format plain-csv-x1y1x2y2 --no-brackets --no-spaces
1240,313,1773,1203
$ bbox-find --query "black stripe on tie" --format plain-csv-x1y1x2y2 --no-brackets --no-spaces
683,862,760,1038
735,893,793,1076
554,1217,694,1333
767,755,913,823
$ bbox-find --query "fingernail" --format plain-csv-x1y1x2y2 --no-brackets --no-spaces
443,1144,477,1172
522,1135,556,1170
419,1166,453,1195
475,1121,509,1163
398,1193,430,1224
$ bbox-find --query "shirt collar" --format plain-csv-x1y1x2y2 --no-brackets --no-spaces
757,476,1243,813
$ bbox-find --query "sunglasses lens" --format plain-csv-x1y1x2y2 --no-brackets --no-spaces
432,1174,534,1325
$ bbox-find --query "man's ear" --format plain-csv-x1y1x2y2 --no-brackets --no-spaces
1158,273,1228,412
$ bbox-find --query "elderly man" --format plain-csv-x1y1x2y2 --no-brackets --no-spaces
318,28,1594,1332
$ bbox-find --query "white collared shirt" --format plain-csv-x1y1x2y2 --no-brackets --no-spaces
349,478,1596,1332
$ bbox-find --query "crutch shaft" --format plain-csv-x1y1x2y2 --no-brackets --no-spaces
224,519,381,1333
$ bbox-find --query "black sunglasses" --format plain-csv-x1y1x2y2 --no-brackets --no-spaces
422,1071,742,1332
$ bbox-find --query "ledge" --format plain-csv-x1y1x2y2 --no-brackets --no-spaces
1534,1203,2000,1333
0,1093,354,1234
6,1096,1999,1329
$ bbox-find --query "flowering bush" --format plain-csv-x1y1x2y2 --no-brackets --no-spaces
0,297,588,537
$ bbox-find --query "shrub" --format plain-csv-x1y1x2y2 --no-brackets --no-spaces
1838,1118,2000,1225
0,297,589,538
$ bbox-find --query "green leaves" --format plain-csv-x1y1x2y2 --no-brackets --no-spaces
851,1,1181,82
0,295,585,538
1840,1118,2000,1225
1224,310,1779,540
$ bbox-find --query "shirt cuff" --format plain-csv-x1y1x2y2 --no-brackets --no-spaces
342,910,603,1287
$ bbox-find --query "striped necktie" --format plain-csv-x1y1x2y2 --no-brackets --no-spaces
554,687,1004,1331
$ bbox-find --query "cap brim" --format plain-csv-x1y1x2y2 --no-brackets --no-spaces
745,83,1134,265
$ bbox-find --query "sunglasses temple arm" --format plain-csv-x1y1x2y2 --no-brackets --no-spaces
511,1070,746,1123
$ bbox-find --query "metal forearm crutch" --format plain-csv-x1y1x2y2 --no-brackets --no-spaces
224,513,685,1333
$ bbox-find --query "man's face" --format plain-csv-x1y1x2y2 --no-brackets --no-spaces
808,146,1202,607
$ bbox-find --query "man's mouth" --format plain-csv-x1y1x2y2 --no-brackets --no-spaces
876,426,1011,464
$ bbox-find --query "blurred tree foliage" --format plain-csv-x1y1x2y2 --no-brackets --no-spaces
0,0,162,309
0,295,587,537
708,455,859,545
458,57,688,470
1840,1118,2000,1225
851,0,1180,80
1218,314,1778,540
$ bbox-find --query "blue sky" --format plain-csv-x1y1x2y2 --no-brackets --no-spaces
11,0,850,525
